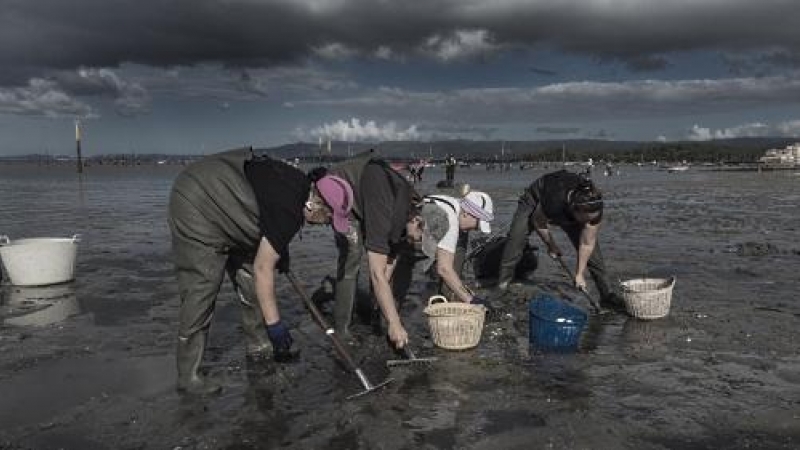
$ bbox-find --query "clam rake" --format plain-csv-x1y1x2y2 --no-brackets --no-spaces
285,271,392,400
385,346,438,369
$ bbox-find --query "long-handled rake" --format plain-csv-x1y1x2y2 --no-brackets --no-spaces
285,271,392,400
553,255,604,314
386,346,439,369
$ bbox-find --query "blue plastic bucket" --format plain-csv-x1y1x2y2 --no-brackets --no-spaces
529,294,588,351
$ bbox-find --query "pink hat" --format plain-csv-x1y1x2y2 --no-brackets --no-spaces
316,175,354,233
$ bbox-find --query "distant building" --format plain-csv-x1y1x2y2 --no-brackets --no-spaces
759,143,800,166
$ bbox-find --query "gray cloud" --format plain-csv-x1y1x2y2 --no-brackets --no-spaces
0,79,95,118
528,66,558,76
140,64,357,101
55,68,151,116
536,126,580,135
290,74,800,124
3,0,800,85
686,120,800,140
416,123,499,139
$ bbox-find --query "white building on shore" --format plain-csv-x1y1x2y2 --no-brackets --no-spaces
758,143,800,166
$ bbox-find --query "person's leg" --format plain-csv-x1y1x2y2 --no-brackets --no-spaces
227,255,272,357
169,193,228,395
497,199,535,288
333,225,364,338
561,225,621,306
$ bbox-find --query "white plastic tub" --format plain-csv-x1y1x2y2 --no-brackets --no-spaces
0,235,80,286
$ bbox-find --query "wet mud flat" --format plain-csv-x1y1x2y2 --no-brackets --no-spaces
1,165,799,449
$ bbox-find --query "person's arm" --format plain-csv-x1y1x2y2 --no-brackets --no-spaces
435,248,473,303
368,250,408,348
385,253,398,281
574,222,600,289
532,204,561,257
253,237,299,361
253,237,281,325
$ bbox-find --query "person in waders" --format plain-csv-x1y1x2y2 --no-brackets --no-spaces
420,191,495,304
317,151,443,349
168,147,338,395
497,170,624,309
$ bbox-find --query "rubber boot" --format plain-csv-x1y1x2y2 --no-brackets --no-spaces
231,267,272,357
176,331,222,395
497,202,535,290
333,277,358,339
240,294,272,356
593,273,625,311
333,227,363,339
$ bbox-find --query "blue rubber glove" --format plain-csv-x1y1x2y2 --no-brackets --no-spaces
266,320,298,363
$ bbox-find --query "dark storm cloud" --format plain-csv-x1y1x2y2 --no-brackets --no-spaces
3,0,800,85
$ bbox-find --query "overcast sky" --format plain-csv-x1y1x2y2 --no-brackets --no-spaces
2,0,800,155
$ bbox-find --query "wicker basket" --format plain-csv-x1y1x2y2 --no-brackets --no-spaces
423,295,486,350
620,276,676,320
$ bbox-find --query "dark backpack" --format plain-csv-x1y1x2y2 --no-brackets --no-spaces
471,236,538,281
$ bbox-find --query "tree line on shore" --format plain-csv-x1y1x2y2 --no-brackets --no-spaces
2,137,793,165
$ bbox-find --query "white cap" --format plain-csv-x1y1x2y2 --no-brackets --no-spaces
460,191,494,233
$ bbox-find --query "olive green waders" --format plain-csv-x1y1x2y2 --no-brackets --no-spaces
333,222,365,338
497,195,614,300
333,219,417,337
168,148,272,395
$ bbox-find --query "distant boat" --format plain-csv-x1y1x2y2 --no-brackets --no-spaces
666,165,689,173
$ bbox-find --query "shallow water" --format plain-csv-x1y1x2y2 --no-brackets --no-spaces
1,163,799,449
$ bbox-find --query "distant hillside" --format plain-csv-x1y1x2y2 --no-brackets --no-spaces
2,137,795,164
260,137,796,163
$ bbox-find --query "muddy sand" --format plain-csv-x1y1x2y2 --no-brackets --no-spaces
1,164,799,449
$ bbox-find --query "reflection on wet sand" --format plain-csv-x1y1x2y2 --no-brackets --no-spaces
1,283,80,327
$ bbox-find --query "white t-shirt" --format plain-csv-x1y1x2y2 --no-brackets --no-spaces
424,195,461,254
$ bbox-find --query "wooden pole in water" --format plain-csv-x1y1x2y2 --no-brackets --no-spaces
74,119,83,174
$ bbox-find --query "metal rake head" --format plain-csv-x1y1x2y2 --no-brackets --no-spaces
385,347,439,369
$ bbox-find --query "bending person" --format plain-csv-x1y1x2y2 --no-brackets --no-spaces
312,152,437,349
497,170,623,308
422,191,494,304
168,148,334,395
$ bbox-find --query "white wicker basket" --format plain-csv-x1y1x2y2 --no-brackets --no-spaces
620,277,676,320
423,295,486,350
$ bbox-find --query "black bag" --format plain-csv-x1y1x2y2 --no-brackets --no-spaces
471,236,538,281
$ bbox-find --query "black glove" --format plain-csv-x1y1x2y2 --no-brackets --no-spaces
471,296,503,321
470,296,489,306
276,252,291,274
266,321,299,363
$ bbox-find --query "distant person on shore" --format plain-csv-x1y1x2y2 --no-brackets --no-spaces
168,147,339,395
313,151,444,348
407,161,424,184
420,191,494,304
497,170,623,309
444,155,457,184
